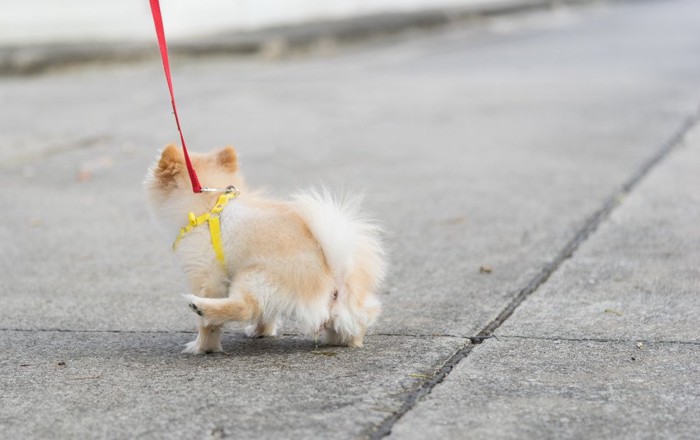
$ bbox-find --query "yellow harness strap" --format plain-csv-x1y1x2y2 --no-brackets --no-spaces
172,190,239,267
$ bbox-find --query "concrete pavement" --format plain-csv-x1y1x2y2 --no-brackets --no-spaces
389,107,700,439
1,0,699,438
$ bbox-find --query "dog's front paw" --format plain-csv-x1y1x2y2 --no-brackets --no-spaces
182,339,222,355
182,327,223,355
182,339,207,355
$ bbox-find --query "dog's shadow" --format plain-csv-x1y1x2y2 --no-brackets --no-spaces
220,334,340,358
149,332,350,361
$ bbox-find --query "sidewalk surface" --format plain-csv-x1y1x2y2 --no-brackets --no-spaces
1,0,699,438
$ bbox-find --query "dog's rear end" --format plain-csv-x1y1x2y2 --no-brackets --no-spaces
188,190,386,347
292,190,386,346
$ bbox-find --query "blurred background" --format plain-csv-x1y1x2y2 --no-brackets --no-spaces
1,0,495,45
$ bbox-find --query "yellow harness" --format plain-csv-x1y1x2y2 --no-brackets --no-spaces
172,187,239,267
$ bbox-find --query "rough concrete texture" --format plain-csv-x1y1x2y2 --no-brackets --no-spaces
1,332,465,438
389,338,700,439
387,123,700,437
1,0,700,438
497,125,700,342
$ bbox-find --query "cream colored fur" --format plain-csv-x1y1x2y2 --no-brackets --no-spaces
144,145,386,354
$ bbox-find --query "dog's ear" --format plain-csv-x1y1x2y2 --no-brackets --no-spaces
215,146,238,172
156,144,183,181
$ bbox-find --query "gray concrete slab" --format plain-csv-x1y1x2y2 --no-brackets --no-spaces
0,331,465,439
2,0,700,338
495,123,700,342
389,338,700,439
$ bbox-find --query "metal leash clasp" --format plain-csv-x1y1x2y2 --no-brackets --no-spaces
200,185,239,196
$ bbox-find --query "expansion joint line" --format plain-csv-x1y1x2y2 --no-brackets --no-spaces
369,106,700,439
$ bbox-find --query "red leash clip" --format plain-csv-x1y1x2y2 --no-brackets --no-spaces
149,0,202,193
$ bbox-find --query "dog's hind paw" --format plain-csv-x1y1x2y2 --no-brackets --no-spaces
188,302,204,316
245,321,279,338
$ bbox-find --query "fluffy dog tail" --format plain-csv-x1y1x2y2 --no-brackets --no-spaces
292,189,386,290
292,189,387,344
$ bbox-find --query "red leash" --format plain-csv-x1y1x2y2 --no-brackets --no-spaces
149,0,202,193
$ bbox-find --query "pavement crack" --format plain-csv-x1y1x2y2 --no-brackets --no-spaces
469,334,500,344
366,343,477,439
369,106,700,439
472,106,699,343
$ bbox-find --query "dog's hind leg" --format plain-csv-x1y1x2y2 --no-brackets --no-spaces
320,319,366,347
186,270,264,327
182,269,230,355
245,318,279,338
187,293,259,326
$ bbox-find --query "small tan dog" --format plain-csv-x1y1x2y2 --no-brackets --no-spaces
144,145,386,354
